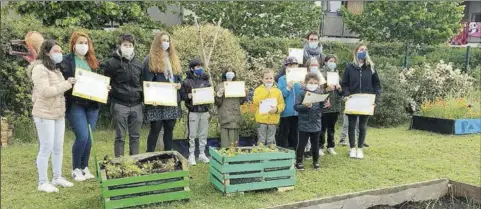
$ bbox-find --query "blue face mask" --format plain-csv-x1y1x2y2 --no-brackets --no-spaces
310,67,318,73
194,68,204,75
50,53,63,64
357,51,367,60
327,62,337,70
226,72,235,80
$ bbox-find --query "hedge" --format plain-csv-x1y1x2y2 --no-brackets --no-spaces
2,16,480,142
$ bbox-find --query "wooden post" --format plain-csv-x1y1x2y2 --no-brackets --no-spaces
193,16,223,87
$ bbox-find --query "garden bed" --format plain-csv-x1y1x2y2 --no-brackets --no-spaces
209,145,296,195
268,179,481,209
411,116,481,135
98,152,190,209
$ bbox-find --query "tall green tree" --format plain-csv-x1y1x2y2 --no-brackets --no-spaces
182,1,321,38
8,1,167,29
340,1,465,45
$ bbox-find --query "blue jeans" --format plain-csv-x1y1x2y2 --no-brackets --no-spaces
67,103,99,170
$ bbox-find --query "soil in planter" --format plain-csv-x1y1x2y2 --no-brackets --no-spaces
102,153,183,180
218,143,282,157
368,195,481,209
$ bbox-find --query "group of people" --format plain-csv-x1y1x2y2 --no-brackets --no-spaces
28,30,380,193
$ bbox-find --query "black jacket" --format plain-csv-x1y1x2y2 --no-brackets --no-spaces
59,53,99,110
294,88,326,133
341,63,381,104
181,70,211,113
102,50,143,107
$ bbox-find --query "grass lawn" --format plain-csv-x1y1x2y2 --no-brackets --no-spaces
1,125,480,209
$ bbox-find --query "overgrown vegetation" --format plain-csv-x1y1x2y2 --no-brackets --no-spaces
218,142,279,157
102,154,182,179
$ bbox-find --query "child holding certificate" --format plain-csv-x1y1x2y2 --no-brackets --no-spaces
103,34,144,158
276,56,301,149
294,73,330,171
181,59,212,166
342,44,381,159
319,55,343,155
253,69,285,146
143,32,183,154
215,70,247,148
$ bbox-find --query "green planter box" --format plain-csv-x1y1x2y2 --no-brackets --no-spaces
97,152,191,209
208,146,296,195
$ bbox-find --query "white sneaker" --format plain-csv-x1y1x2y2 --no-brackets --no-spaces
349,148,357,158
38,183,59,193
188,155,197,166
319,149,325,156
53,177,74,187
72,169,86,182
356,148,364,159
82,167,95,179
198,154,210,163
327,148,337,155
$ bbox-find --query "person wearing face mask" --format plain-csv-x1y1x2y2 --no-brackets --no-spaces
319,55,343,156
303,31,325,67
59,31,101,182
102,34,143,158
215,70,248,148
30,40,76,193
276,56,302,149
342,44,381,159
274,31,325,82
181,59,212,166
142,32,183,154
253,69,285,146
294,73,331,171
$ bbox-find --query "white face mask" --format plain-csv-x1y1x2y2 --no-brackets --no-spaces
264,82,273,88
161,41,170,51
75,44,89,56
306,84,318,91
120,46,134,58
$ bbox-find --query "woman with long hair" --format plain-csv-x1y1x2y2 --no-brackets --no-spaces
31,40,76,192
341,44,381,159
60,31,101,181
143,32,183,152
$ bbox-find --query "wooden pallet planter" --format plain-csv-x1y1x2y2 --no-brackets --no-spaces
412,116,481,135
208,146,296,195
98,151,191,209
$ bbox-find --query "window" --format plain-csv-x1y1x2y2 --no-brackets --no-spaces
472,13,481,22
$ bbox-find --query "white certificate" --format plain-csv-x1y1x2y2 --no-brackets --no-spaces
259,98,277,114
302,92,329,104
288,48,304,64
72,68,110,104
286,68,307,83
317,72,327,85
344,94,376,115
143,82,177,106
327,72,340,86
224,81,246,98
192,87,215,105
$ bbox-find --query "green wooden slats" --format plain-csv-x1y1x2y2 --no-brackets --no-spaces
101,170,188,187
210,158,293,173
225,178,295,193
209,147,295,163
104,190,190,209
103,179,189,198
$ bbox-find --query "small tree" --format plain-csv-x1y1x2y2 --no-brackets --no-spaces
340,1,465,45
182,1,321,38
7,1,167,29
172,25,246,86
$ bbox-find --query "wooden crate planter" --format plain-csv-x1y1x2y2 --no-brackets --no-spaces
208,146,296,195
412,116,481,135
1,117,13,147
98,151,190,209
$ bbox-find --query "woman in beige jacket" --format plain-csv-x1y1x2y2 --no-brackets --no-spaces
31,40,76,193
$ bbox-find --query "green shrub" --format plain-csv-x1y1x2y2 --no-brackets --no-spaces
368,64,411,127
400,60,475,104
